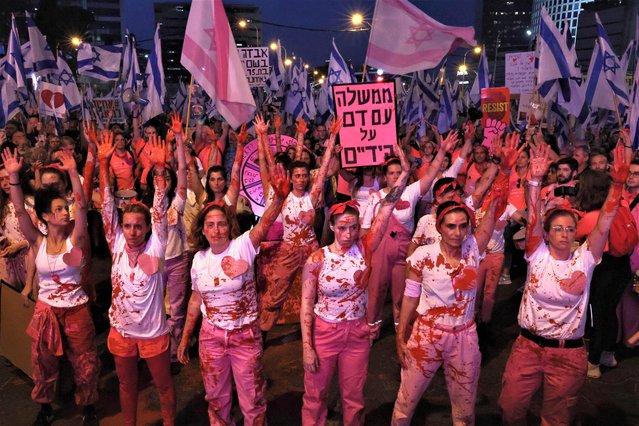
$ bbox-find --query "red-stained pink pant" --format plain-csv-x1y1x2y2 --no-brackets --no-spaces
498,335,587,426
367,217,411,325
302,316,370,426
476,252,504,323
198,319,266,426
165,252,190,362
30,302,100,406
259,241,318,331
392,318,481,426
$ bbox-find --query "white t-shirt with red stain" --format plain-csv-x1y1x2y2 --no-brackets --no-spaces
102,186,169,339
519,242,600,340
282,192,316,246
191,231,259,330
407,236,482,327
314,244,368,322
361,180,422,233
35,237,87,308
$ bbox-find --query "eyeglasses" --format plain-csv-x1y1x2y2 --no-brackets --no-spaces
550,225,576,233
628,171,639,177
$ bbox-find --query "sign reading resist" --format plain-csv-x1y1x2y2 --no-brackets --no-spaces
332,81,397,167
237,47,270,88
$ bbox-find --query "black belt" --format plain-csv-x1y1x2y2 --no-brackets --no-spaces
520,328,584,349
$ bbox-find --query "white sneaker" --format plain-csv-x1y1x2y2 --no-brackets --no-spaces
587,362,601,379
600,351,618,368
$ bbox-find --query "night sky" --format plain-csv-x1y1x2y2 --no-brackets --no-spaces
123,0,482,68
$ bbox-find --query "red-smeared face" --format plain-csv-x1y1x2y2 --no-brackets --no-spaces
438,211,470,248
203,209,230,252
330,213,360,248
43,198,70,228
385,164,402,187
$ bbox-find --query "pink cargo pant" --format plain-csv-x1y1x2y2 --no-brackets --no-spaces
165,252,190,362
367,216,411,325
498,335,587,426
198,319,266,426
302,316,370,426
392,317,481,426
476,252,504,323
29,301,100,406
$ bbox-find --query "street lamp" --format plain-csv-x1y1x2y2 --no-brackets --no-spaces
350,12,371,31
473,46,482,55
284,58,292,66
238,18,259,46
269,42,277,51
70,36,82,47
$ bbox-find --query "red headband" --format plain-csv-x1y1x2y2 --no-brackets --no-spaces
435,181,462,199
544,206,583,222
382,156,399,167
128,199,150,210
329,200,360,219
435,202,475,231
203,200,226,212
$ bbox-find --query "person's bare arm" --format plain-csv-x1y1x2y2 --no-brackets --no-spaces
396,266,421,369
249,163,290,249
526,143,553,256
226,124,248,208
309,118,342,207
588,144,629,262
295,118,308,161
301,249,323,373
418,131,458,196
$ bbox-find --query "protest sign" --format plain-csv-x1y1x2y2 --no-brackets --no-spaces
481,87,511,147
505,51,535,94
0,282,34,378
332,81,397,167
39,82,66,118
93,97,126,123
240,134,297,216
237,47,270,88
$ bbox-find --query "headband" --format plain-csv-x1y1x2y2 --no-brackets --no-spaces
382,156,400,167
435,181,462,199
128,199,150,211
203,200,226,212
329,200,360,219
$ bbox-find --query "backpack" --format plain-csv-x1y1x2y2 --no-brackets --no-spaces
608,204,639,257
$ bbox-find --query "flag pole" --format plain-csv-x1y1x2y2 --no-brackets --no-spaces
613,93,624,129
184,75,194,135
361,64,367,83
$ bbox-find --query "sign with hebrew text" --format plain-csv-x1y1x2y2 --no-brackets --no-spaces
332,81,397,167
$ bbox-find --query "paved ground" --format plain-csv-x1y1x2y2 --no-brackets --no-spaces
1,256,639,425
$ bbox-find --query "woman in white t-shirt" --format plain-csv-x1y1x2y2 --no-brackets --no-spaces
362,132,460,329
3,147,100,424
98,131,175,426
498,143,629,426
300,145,409,426
177,160,290,425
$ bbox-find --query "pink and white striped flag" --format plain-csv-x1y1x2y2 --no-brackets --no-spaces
365,0,476,75
180,0,255,129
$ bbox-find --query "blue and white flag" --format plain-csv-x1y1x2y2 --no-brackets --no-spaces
122,31,140,93
549,101,569,149
557,23,586,118
77,43,122,81
265,40,285,95
585,42,618,112
595,13,629,106
469,50,490,105
437,80,456,133
316,81,332,124
3,14,26,89
536,7,580,87
284,59,314,121
141,24,165,123
629,17,639,148
25,11,57,78
0,79,21,127
54,55,81,111
326,38,354,113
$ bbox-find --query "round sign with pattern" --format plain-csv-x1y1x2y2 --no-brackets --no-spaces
240,134,297,216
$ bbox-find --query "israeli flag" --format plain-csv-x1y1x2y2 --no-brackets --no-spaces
326,38,354,113
437,80,456,133
3,14,26,89
469,50,490,105
25,11,57,78
536,7,580,87
54,55,82,111
77,43,122,81
265,40,285,95
122,31,140,93
141,24,165,123
595,13,629,106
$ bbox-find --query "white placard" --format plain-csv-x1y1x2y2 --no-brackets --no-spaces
505,51,535,95
237,47,270,88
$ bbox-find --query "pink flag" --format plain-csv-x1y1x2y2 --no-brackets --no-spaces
365,0,476,74
180,0,255,129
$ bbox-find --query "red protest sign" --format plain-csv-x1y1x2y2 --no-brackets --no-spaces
332,81,397,167
480,87,511,148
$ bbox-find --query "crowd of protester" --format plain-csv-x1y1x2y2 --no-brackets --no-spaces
0,105,638,426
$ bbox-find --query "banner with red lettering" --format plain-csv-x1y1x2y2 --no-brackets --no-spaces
480,87,510,148
332,81,397,167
